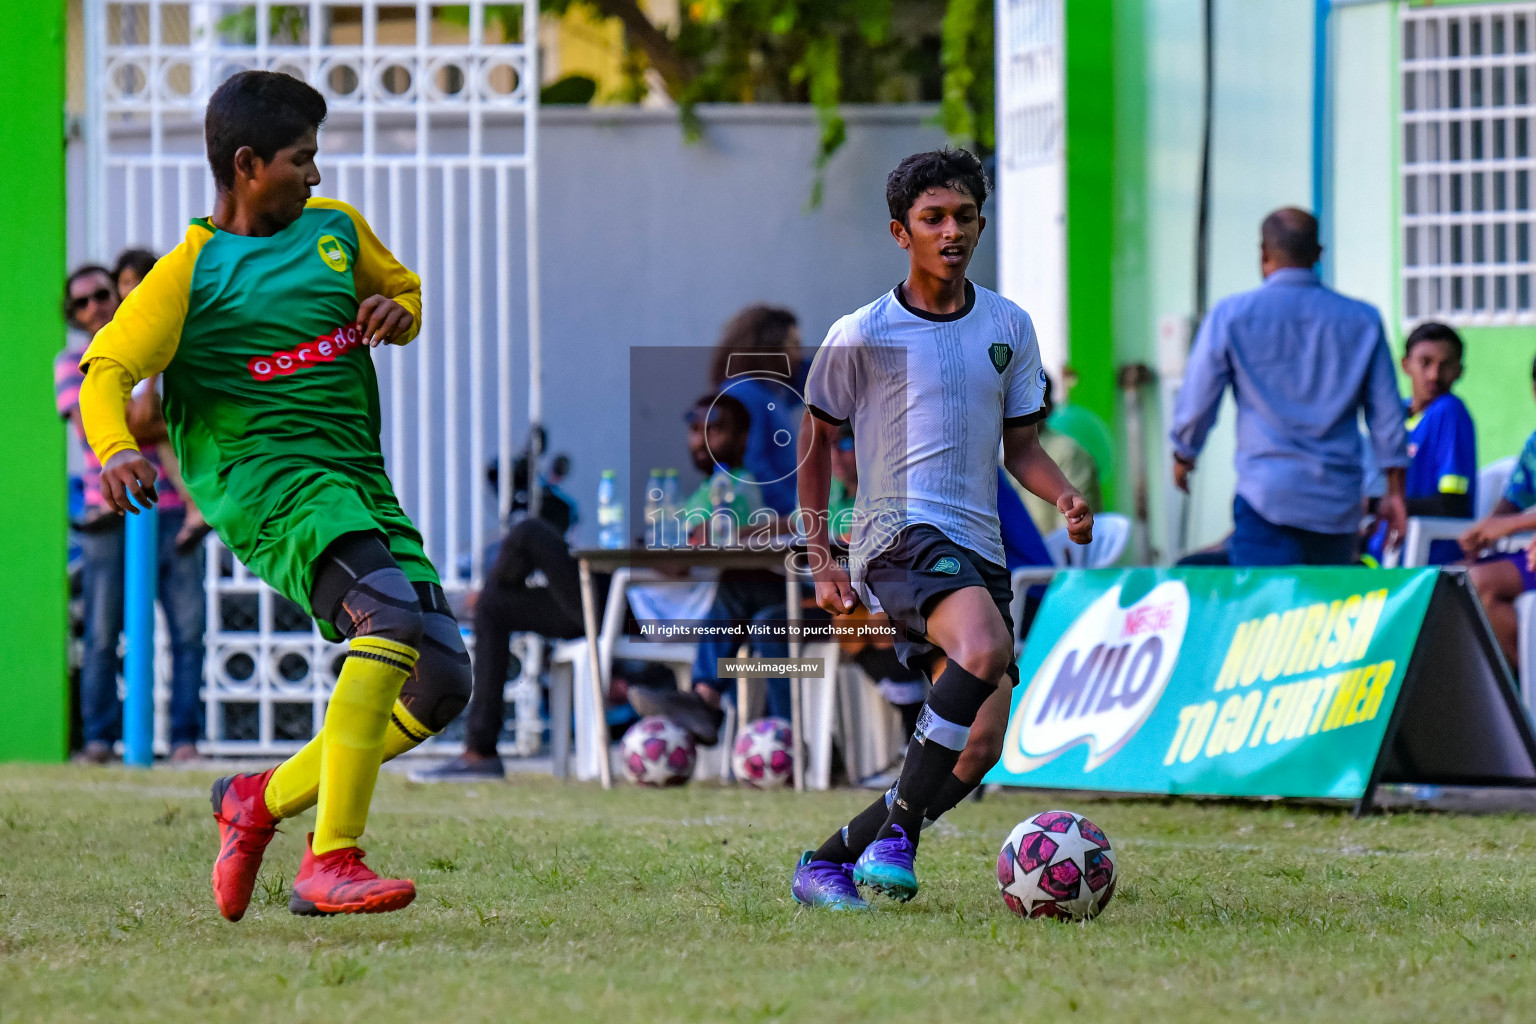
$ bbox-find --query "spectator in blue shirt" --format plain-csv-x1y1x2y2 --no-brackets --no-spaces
1465,356,1536,667
1364,322,1477,565
709,304,805,519
1171,208,1408,565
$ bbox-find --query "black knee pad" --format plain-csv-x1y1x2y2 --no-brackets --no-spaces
336,568,425,647
396,583,472,732
312,532,424,647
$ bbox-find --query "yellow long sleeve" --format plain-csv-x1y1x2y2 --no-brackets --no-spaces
78,224,209,467
79,359,140,465
306,197,422,343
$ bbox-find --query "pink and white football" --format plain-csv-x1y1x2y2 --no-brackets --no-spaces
620,716,696,786
731,717,794,789
997,810,1116,921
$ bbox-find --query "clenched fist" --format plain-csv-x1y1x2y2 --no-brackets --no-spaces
1058,490,1093,546
100,449,159,515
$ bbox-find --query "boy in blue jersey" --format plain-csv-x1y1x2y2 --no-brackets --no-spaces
1365,322,1477,565
1466,355,1536,667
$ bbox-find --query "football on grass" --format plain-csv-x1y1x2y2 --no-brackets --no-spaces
620,716,696,786
731,717,793,788
997,810,1117,921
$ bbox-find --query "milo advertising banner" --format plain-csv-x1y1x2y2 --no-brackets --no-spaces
986,568,1536,808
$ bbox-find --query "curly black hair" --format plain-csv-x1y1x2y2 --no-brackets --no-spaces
205,70,327,191
886,148,990,226
708,304,800,387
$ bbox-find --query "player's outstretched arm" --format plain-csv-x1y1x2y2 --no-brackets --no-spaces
77,231,203,514
798,409,859,614
1003,421,1093,545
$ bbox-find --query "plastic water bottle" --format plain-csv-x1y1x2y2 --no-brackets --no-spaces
597,470,625,549
643,469,664,548
708,463,737,547
661,468,681,547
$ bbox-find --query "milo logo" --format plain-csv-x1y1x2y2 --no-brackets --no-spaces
1003,581,1189,773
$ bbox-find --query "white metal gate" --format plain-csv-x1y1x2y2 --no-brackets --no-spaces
83,1,542,754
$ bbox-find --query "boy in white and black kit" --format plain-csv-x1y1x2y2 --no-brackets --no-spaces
791,149,1093,910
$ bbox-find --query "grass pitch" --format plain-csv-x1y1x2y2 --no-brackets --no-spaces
2,766,1535,1023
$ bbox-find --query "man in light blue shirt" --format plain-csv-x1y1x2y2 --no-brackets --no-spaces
1170,208,1408,565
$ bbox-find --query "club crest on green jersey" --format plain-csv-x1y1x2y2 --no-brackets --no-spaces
931,556,961,575
988,342,1012,374
317,234,349,273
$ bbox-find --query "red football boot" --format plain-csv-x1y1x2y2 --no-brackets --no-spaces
289,834,417,916
210,768,280,922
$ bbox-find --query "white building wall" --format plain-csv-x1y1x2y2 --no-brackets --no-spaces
995,0,1067,377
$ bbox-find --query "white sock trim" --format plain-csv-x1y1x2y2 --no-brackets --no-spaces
914,705,970,751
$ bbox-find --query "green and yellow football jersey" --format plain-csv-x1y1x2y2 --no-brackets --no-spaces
81,198,436,626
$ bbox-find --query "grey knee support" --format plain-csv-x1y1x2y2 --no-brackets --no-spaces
395,582,472,732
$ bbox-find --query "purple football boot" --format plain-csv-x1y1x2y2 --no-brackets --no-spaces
852,824,918,901
791,852,869,911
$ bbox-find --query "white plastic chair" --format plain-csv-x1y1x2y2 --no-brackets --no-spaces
723,640,841,790
1008,565,1061,655
1517,592,1536,716
1394,456,1522,567
834,660,906,784
550,567,833,786
1042,512,1131,568
548,567,697,781
1478,456,1518,521
1397,516,1472,568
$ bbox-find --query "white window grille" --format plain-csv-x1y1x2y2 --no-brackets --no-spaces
1401,2,1536,324
81,1,543,755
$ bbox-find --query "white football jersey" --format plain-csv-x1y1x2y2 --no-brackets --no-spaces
804,281,1047,599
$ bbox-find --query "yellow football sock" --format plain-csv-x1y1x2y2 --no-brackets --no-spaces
263,699,438,820
311,636,418,855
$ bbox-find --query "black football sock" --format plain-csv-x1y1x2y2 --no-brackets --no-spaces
922,773,979,825
810,792,891,864
875,660,994,845
896,701,922,741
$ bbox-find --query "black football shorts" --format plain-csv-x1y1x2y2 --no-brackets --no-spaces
864,523,1015,670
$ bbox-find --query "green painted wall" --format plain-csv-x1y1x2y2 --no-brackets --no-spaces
1455,327,1536,465
1063,0,1120,508
0,0,69,762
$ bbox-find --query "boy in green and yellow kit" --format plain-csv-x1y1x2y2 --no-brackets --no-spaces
80,71,470,919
